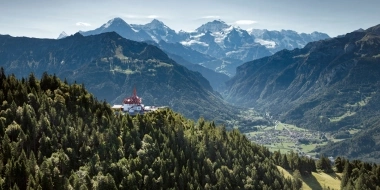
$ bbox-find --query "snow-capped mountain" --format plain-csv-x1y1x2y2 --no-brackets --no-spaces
179,20,272,71
196,20,230,33
75,18,330,76
79,17,152,41
249,29,330,53
131,19,182,42
57,31,68,39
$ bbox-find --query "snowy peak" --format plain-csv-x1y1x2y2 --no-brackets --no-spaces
196,20,230,33
79,17,151,42
131,19,179,43
131,19,172,32
145,19,166,29
57,31,68,39
103,17,130,28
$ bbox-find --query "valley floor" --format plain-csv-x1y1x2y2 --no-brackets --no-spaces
232,108,360,160
246,121,328,159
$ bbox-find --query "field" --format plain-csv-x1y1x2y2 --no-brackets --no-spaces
277,166,341,190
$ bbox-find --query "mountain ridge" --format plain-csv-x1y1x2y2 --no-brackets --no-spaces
0,32,235,123
75,18,330,77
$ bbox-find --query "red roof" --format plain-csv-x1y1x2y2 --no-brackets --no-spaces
123,88,141,104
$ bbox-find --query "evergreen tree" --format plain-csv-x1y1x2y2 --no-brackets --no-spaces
335,156,344,173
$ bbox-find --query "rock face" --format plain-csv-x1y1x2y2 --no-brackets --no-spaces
0,32,234,123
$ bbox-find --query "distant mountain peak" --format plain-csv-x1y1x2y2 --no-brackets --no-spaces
151,19,163,24
144,19,167,29
103,17,129,28
73,32,84,38
196,19,230,33
57,31,68,39
110,17,124,22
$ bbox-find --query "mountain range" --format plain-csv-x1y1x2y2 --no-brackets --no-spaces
0,32,234,123
4,16,380,162
225,24,380,162
76,18,330,78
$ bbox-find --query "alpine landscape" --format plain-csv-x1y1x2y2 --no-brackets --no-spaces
1,1,380,189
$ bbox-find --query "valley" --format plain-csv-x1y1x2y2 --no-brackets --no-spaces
1,26,375,164
231,109,334,159
245,121,327,158
231,107,374,163
2,1,380,189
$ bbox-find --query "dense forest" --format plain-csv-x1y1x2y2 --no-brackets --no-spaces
0,68,297,189
335,157,380,190
0,68,379,189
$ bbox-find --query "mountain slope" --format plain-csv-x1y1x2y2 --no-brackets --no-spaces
141,40,230,91
0,32,234,122
226,24,380,130
164,52,230,92
225,24,380,161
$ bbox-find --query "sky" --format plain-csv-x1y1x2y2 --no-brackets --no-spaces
1,0,380,39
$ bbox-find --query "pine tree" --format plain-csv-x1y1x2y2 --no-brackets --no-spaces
335,156,344,173
341,160,352,189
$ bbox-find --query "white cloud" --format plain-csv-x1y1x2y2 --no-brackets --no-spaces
147,15,159,19
123,14,160,19
76,22,91,27
124,14,139,18
235,20,257,25
201,15,220,19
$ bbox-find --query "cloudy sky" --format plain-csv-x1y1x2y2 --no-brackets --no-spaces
1,0,380,38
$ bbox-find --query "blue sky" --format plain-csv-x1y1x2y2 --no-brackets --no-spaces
1,0,380,38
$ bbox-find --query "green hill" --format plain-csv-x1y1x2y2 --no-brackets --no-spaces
0,69,300,189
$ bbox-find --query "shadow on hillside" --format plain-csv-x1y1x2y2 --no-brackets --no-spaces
327,172,341,180
302,174,323,190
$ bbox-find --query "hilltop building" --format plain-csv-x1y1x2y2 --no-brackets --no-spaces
111,88,161,115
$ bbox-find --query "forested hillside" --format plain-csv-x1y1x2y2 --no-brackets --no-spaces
2,69,380,189
0,68,300,189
